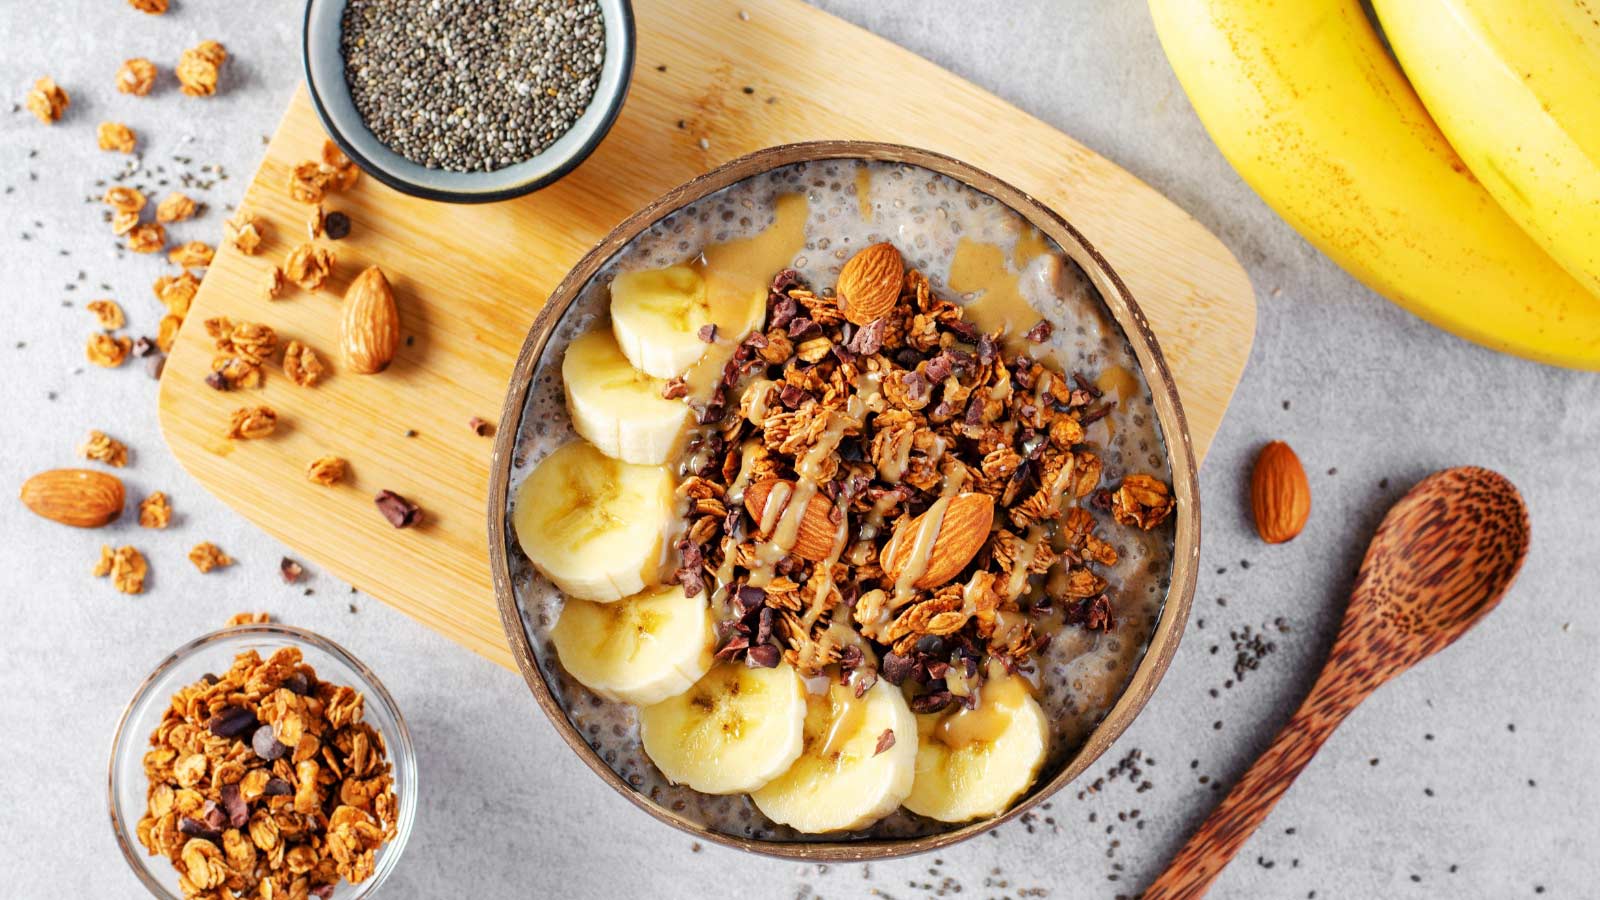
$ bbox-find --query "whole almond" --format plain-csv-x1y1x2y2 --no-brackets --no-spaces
20,468,125,528
1251,440,1310,544
340,265,399,374
743,478,840,562
836,242,904,325
880,492,995,589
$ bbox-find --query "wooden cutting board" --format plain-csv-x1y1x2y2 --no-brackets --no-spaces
157,0,1255,669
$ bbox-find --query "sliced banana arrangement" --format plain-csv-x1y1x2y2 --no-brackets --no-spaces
609,265,713,379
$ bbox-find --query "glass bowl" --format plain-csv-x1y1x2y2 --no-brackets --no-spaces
107,624,417,898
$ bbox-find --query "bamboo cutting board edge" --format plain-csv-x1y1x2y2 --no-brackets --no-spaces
157,0,1255,671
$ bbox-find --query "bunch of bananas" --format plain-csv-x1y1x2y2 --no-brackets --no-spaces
1149,0,1600,369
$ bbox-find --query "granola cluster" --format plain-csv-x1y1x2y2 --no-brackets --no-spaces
671,254,1175,710
136,647,398,898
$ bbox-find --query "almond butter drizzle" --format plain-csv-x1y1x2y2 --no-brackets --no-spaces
681,192,810,401
1092,363,1138,443
746,395,864,588
1004,524,1048,600
890,467,969,605
817,680,870,761
934,667,1030,750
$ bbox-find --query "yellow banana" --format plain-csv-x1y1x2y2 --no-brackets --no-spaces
1371,0,1600,299
1147,0,1600,369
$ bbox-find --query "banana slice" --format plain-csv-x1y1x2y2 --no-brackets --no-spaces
562,326,691,465
751,676,917,833
512,440,674,603
639,660,807,795
610,265,713,379
904,668,1049,823
550,584,714,706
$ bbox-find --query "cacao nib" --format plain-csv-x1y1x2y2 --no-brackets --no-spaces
837,644,864,672
1090,488,1114,511
976,333,998,365
204,371,230,391
769,295,799,329
746,644,781,668
881,652,917,685
1024,319,1053,342
251,725,289,761
756,607,775,646
661,377,689,400
1073,371,1103,399
1081,402,1114,425
847,318,885,356
283,672,312,695
769,268,803,296
923,351,954,383
714,635,749,660
786,316,820,340
261,777,293,797
279,557,304,584
779,383,809,409
205,705,258,739
945,317,979,342
177,817,222,843
874,728,897,756
219,782,249,827
201,800,227,831
1065,595,1116,632
853,667,878,698
697,323,718,343
374,490,422,528
744,330,769,349
910,691,954,714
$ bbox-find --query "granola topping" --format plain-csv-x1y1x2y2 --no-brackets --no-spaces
98,121,137,153
284,243,334,292
94,544,148,594
25,76,68,123
87,299,126,330
157,192,199,224
188,542,235,573
176,40,226,97
82,430,130,467
139,492,173,529
117,58,158,95
225,406,279,440
305,456,348,487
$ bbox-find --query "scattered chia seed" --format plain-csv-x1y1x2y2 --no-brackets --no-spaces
340,0,606,172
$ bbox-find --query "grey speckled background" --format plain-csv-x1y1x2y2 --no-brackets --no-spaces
1,2,1595,898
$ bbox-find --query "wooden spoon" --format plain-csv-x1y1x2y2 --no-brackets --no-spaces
1144,466,1529,899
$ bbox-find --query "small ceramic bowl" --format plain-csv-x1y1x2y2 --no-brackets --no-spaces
302,0,635,203
108,624,417,898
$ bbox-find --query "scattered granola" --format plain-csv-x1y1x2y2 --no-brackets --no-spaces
87,299,126,330
308,203,325,239
104,185,146,214
139,492,172,529
288,162,336,205
128,0,167,13
25,76,68,123
224,212,265,255
1111,474,1175,531
94,544,148,594
188,542,235,573
87,333,134,368
117,58,158,95
176,40,226,97
284,243,334,292
169,241,215,270
225,406,279,440
127,222,166,254
82,430,130,467
113,210,141,236
155,272,201,317
264,265,286,299
156,314,184,353
134,646,399,896
226,611,272,626
98,121,137,153
283,341,327,387
322,140,361,191
305,456,348,486
156,192,198,224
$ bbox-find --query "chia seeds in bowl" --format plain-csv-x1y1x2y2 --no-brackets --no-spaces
340,0,605,173
487,143,1200,859
302,0,634,202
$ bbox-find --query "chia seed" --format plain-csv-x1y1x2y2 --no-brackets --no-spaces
340,0,606,173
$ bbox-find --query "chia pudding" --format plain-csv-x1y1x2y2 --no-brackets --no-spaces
339,0,605,172
505,159,1176,841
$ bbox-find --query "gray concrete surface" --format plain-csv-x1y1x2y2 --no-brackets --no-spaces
2,2,1596,897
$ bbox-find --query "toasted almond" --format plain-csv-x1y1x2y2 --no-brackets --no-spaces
339,265,399,374
20,468,125,528
742,478,841,562
836,242,904,325
880,492,995,590
1250,441,1310,544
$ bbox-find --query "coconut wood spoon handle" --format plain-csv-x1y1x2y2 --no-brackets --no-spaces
1144,467,1529,900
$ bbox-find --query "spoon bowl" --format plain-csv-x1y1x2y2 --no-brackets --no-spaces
1145,466,1528,899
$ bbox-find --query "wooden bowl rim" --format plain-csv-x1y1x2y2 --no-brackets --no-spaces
486,140,1200,861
